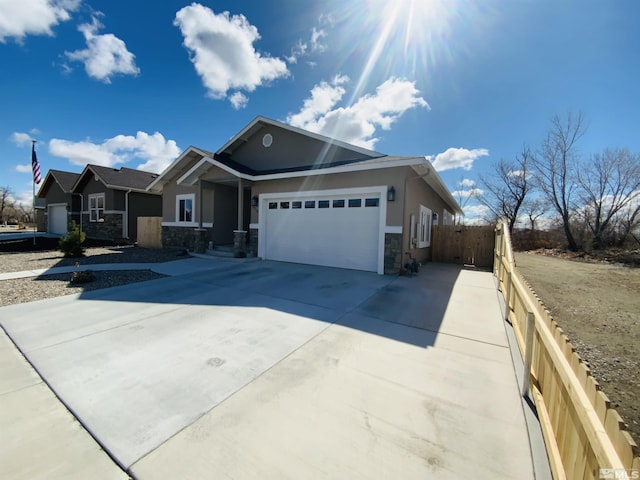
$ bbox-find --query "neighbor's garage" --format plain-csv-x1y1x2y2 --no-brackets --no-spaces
261,190,383,272
48,204,68,235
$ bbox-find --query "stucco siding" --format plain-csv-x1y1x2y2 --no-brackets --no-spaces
230,125,375,172
127,192,162,240
162,183,199,223
44,183,70,205
249,167,407,225
404,172,450,264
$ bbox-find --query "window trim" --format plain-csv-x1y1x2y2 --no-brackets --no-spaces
176,193,195,223
417,204,432,248
88,193,105,223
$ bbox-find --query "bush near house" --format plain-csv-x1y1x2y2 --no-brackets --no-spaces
58,221,86,258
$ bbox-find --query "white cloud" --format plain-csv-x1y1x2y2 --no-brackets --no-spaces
174,3,289,105
10,132,33,146
287,16,329,64
0,0,80,43
65,15,140,83
15,164,32,173
287,75,348,127
287,77,429,149
229,92,249,109
459,178,476,188
453,188,483,198
431,147,489,172
49,131,180,173
462,204,491,225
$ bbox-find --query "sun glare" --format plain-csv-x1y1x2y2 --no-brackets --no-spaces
331,0,467,102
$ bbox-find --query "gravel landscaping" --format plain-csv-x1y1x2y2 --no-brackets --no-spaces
515,251,640,446
0,245,190,307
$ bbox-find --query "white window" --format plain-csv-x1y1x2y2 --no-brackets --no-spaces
417,205,432,248
176,194,195,223
88,193,105,222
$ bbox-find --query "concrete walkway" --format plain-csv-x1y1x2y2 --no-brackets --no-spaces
0,328,128,480
0,260,542,479
0,255,252,280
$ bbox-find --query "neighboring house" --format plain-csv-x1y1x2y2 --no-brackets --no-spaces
38,165,162,242
148,116,462,274
72,165,162,242
37,169,81,235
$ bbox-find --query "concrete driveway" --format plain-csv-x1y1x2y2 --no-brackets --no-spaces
0,260,534,479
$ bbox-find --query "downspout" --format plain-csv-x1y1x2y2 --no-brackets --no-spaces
124,189,131,239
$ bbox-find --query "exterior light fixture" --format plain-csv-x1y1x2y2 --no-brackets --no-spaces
387,186,395,202
251,195,259,207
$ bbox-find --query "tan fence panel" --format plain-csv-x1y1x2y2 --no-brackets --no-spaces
432,225,494,268
137,217,162,248
494,223,639,479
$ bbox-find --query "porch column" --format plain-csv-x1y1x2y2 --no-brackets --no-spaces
234,178,247,257
199,179,203,229
237,178,243,230
193,179,206,253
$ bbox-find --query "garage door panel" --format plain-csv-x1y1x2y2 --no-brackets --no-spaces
49,205,68,235
264,193,381,272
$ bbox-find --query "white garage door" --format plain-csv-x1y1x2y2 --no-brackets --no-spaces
49,205,68,235
262,191,382,272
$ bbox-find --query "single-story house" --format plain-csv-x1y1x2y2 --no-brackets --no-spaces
38,165,162,242
72,165,162,242
37,169,81,235
148,116,462,274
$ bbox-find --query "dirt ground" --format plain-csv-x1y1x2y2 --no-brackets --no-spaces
514,251,640,446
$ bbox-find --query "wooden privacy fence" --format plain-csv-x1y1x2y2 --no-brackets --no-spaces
431,225,495,268
494,223,639,480
137,217,162,248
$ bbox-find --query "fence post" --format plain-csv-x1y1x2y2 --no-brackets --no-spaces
522,311,535,398
504,272,512,323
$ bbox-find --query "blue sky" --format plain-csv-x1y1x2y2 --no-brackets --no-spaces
2,0,639,223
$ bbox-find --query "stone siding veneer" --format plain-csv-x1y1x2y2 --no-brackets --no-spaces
384,233,403,274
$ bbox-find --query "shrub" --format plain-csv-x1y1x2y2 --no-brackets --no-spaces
59,221,86,257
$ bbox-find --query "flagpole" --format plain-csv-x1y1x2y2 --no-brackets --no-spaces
32,140,37,246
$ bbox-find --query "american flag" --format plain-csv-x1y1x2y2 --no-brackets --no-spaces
31,143,41,184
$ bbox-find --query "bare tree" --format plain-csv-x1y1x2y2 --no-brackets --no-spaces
521,197,547,231
479,145,533,232
452,177,482,225
0,186,15,223
577,148,640,249
532,112,587,251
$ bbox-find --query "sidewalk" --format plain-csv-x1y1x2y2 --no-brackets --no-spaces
0,256,230,479
0,328,129,480
0,255,256,281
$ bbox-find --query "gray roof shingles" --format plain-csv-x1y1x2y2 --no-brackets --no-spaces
88,165,159,190
49,170,80,192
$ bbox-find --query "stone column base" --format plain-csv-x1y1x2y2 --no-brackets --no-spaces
193,228,207,253
233,230,247,258
249,228,258,257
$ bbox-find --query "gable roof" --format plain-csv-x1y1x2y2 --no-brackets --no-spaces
147,146,213,193
73,165,160,193
37,169,80,198
217,116,384,159
147,116,384,193
146,116,463,215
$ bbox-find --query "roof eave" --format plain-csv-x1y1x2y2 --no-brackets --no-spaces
411,163,464,215
147,146,209,192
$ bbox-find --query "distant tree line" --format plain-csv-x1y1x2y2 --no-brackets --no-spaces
0,186,32,225
478,111,640,251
